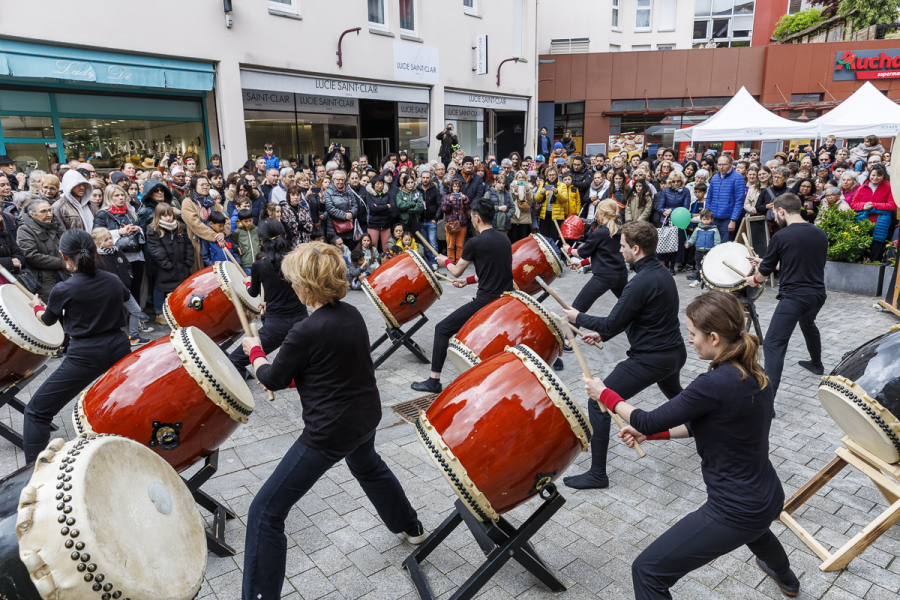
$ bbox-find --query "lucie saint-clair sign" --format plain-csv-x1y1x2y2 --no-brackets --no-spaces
835,49,900,81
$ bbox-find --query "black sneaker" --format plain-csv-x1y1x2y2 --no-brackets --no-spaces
402,519,428,544
686,271,699,281
798,360,824,375
553,357,564,371
411,378,442,393
563,342,574,353
755,557,799,597
138,323,154,333
129,336,150,346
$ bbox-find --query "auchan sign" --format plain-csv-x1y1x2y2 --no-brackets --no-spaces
834,50,900,81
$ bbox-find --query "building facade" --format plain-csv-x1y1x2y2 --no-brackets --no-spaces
0,0,537,174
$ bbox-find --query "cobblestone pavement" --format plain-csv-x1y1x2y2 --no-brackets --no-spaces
3,265,900,600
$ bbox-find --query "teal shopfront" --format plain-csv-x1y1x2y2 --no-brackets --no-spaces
0,39,215,174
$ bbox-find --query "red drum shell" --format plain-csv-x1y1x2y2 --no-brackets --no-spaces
76,336,242,472
560,215,585,241
363,252,441,327
512,235,563,296
0,338,49,390
164,264,254,343
422,349,586,518
449,292,563,373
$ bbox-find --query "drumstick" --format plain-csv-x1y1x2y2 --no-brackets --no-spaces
0,265,33,300
741,232,753,253
535,275,571,311
723,261,750,278
249,322,276,402
549,313,597,343
226,278,275,402
221,246,248,280
552,218,565,242
433,271,457,284
414,231,440,258
564,320,645,459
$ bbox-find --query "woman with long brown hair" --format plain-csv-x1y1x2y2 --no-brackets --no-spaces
582,291,799,599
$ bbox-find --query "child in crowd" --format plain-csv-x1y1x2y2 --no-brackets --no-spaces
379,252,392,265
230,197,252,230
201,211,233,267
684,182,708,277
387,223,405,252
355,233,379,266
91,227,151,345
347,249,374,290
231,208,260,275
332,234,351,264
849,134,885,173
392,231,419,257
685,208,721,288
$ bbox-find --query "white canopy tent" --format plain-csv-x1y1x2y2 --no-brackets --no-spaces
673,86,818,143
811,81,900,139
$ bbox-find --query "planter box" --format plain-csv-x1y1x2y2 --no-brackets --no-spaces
824,261,883,296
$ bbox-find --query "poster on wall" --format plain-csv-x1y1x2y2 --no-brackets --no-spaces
608,134,644,155
393,41,440,86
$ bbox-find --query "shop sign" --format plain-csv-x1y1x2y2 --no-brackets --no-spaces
398,102,429,118
834,50,900,81
393,41,440,85
444,106,484,121
242,90,293,111
241,69,430,103
444,90,528,112
295,94,358,115
475,35,488,75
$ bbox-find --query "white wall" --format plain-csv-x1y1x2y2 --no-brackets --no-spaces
0,0,537,165
537,0,693,53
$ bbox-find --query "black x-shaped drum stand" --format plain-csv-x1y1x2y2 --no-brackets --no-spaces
182,449,238,557
371,315,430,369
0,366,54,449
736,288,765,342
403,483,567,600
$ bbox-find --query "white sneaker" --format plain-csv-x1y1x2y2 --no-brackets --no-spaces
690,280,701,287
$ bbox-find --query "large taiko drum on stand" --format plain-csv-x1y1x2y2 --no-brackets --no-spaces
415,345,590,521
73,326,254,472
700,242,764,301
362,251,443,328
448,291,565,374
0,284,64,389
162,261,260,343
0,435,206,600
511,234,565,296
818,327,900,464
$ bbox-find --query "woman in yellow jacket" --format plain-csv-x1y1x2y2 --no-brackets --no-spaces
535,167,580,244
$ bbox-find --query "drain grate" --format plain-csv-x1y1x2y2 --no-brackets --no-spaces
392,393,439,424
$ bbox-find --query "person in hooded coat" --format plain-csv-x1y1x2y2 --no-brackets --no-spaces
52,170,98,231
18,199,67,302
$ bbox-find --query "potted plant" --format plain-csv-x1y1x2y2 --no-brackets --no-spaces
817,205,881,295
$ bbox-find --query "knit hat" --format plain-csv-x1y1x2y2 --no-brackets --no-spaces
418,165,431,176
371,175,385,184
554,142,563,150
527,170,537,178
109,171,128,185
170,165,185,176
462,156,474,165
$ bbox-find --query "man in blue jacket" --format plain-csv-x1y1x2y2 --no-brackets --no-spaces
706,154,745,242
537,127,552,157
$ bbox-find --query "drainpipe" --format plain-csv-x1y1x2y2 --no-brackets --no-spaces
337,28,361,68
496,57,520,87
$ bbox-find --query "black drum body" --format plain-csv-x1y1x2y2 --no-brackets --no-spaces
0,466,41,600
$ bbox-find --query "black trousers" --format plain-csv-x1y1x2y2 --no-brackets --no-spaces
242,428,417,600
632,503,791,599
538,217,561,245
129,261,144,310
571,273,627,313
763,292,826,397
509,223,532,243
229,314,306,371
23,330,131,462
432,297,491,373
586,345,686,476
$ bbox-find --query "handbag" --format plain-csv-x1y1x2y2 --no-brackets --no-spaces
352,219,364,242
656,216,679,254
331,218,353,235
115,231,142,253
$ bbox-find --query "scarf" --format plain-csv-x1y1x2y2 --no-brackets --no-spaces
171,181,189,194
98,246,115,255
191,190,215,220
158,219,178,232
109,204,127,215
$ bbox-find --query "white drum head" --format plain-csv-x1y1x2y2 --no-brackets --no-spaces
0,284,64,354
172,326,255,422
216,260,261,314
16,436,207,600
701,242,753,289
818,376,900,464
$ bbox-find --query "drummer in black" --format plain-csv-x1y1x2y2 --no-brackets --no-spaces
743,192,828,400
411,197,514,393
228,220,307,376
562,198,628,311
562,221,686,489
24,229,132,463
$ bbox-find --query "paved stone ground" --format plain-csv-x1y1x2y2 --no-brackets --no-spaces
2,265,900,600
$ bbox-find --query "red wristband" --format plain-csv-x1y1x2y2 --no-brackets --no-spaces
646,431,670,441
581,258,590,266
599,388,624,412
249,346,267,364
444,258,452,267
566,246,574,256
245,281,252,289
466,275,476,285
33,305,45,317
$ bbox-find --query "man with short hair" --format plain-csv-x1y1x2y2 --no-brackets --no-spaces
611,155,625,171
538,127,552,157
0,156,24,192
500,159,513,190
834,146,850,165
569,156,592,200
562,221,686,490
453,156,485,205
744,193,827,401
707,154,745,241
680,146,696,167
314,164,326,184
358,154,369,171
418,167,441,269
436,123,459,167
748,149,760,164
270,168,295,205
254,157,267,178
259,167,280,202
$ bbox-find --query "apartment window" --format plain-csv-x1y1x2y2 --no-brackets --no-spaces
658,0,677,31
269,0,297,15
612,0,620,29
464,0,478,15
399,0,416,33
693,0,754,44
550,38,590,54
788,0,801,14
658,44,675,50
636,0,652,30
368,0,387,28
610,44,621,52
632,45,652,51
512,0,525,57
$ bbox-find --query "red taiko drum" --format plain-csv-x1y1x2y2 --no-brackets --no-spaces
448,291,564,374
415,345,590,521
73,326,255,472
163,261,261,343
0,284,64,389
560,215,586,241
363,250,442,328
511,234,565,296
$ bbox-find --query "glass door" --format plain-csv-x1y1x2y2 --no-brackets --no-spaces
362,137,390,170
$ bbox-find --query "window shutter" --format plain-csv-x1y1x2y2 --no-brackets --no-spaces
513,0,524,57
658,0,677,31
550,38,590,54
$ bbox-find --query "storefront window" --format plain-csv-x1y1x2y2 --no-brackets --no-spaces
244,111,298,165
448,120,483,158
59,117,205,171
0,115,55,139
297,113,359,169
399,116,428,163
5,142,58,174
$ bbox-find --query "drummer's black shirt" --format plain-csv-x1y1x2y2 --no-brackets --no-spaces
575,255,683,355
461,227,514,304
758,222,827,297
249,258,307,318
41,271,128,338
578,224,626,279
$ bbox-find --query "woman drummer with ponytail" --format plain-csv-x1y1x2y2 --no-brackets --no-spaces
24,228,132,463
583,291,800,599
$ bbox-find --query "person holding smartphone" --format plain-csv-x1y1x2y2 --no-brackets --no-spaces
436,123,459,168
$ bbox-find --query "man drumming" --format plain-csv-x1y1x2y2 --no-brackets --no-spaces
412,197,514,393
743,193,828,400
562,221,686,489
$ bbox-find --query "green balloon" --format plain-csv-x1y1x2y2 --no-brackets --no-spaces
671,207,692,229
